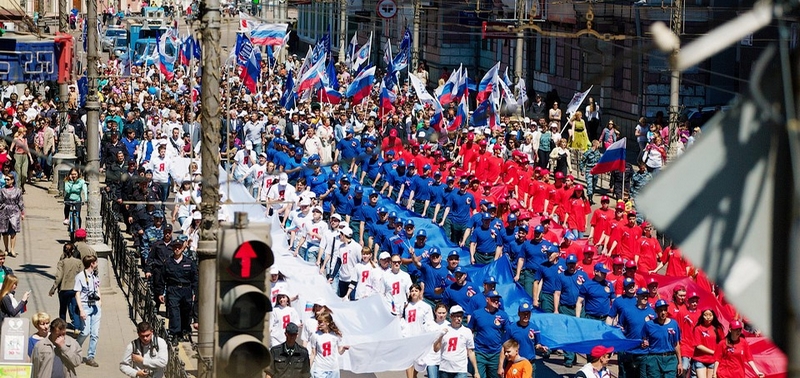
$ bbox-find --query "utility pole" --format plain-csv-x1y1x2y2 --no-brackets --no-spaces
338,0,347,63
667,0,683,162
85,0,102,246
198,0,222,373
50,0,77,196
411,0,420,71
514,0,524,116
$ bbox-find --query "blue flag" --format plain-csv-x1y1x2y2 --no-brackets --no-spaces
325,59,339,91
77,76,88,107
280,70,297,110
392,27,412,72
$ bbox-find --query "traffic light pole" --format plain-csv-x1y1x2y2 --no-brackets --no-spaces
198,0,223,373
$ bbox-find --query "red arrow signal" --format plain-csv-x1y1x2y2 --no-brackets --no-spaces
233,242,259,278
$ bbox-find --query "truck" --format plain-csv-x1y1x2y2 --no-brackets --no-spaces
125,7,169,66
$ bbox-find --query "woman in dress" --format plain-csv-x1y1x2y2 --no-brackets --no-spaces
317,118,335,165
0,174,24,257
9,127,32,194
712,320,765,378
569,111,589,152
28,312,50,357
693,308,725,378
549,138,571,177
0,274,29,321
310,312,349,378
585,97,601,140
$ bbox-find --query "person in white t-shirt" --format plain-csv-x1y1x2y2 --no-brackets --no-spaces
302,298,328,347
241,152,268,198
287,199,312,250
269,293,302,346
265,172,297,220
318,214,343,277
331,227,361,300
383,255,412,316
403,284,434,338
309,312,349,378
416,303,449,378
296,207,329,263
349,248,383,300
256,161,279,202
434,305,479,378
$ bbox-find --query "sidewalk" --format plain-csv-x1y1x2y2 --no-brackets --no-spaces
14,181,136,373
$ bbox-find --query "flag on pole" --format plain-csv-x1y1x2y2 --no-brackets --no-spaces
447,95,468,132
251,23,288,46
429,97,444,131
438,64,461,106
324,59,339,90
590,138,627,174
320,87,343,104
353,32,372,71
392,27,412,72
476,62,500,103
566,86,594,116
280,70,297,110
346,32,359,68
383,38,393,69
409,72,435,106
296,57,326,94
346,66,376,104
503,66,513,87
240,13,258,33
273,31,291,57
379,81,396,116
157,29,179,81
516,77,528,106
498,74,516,104
239,45,261,94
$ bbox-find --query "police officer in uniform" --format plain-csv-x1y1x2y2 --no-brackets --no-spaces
156,238,198,346
141,210,166,266
145,223,173,313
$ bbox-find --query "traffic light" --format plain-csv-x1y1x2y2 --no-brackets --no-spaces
217,221,275,378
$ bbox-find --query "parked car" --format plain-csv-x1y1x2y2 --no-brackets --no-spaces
101,27,127,52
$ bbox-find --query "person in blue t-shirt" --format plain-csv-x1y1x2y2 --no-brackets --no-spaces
408,164,434,216
468,290,509,378
441,267,479,313
395,163,416,208
426,172,446,221
358,146,383,187
470,200,492,229
516,225,552,298
533,245,564,313
412,246,450,305
504,299,548,363
353,192,379,246
381,159,406,201
375,150,396,189
615,288,657,378
608,278,638,325
642,299,683,378
330,176,355,222
555,254,590,368
334,129,361,171
500,214,519,250
283,148,305,183
402,228,431,282
466,276,506,315
441,178,477,247
579,262,615,322
505,225,529,263
470,213,504,265
435,177,457,231
305,159,329,197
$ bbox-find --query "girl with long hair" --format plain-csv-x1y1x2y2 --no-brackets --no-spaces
403,284,434,378
712,321,765,378
9,127,32,193
63,168,87,227
0,173,24,257
310,312,349,378
0,274,29,321
269,293,301,346
692,308,725,378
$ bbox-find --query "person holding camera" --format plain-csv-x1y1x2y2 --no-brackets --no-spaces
73,254,101,367
120,321,169,378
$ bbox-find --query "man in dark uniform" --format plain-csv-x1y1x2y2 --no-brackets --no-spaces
145,224,174,313
156,238,198,346
266,323,310,378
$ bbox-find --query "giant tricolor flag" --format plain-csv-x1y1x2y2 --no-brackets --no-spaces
346,66,376,104
476,62,500,103
590,138,627,174
251,23,288,46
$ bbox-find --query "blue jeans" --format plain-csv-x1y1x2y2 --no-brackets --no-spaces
427,364,440,378
157,181,170,206
311,369,340,378
77,304,101,359
439,372,468,378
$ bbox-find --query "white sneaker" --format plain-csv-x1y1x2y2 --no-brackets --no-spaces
63,219,69,225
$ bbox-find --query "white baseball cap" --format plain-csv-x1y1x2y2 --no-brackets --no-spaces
450,305,465,315
330,213,343,221
279,172,289,185
340,227,353,237
245,140,253,149
299,198,311,206
378,252,391,260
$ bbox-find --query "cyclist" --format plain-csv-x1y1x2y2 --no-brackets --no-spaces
63,168,87,227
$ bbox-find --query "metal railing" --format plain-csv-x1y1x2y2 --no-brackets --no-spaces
101,192,190,378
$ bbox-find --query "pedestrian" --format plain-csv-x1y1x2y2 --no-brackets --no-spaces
575,346,614,378
641,299,683,378
31,318,83,378
119,321,169,378
309,312,349,378
62,168,87,227
28,312,50,357
434,305,479,378
501,339,532,378
74,254,101,367
614,288,656,378
9,127,31,193
0,172,24,257
156,238,197,345
270,293,301,346
49,243,83,331
468,290,508,378
692,308,725,378
267,322,311,378
0,274,30,321
712,320,765,378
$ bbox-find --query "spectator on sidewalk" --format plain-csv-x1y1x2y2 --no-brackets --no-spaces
119,321,169,378
0,274,30,321
0,172,24,257
49,243,84,331
32,318,83,378
74,254,101,367
28,312,50,357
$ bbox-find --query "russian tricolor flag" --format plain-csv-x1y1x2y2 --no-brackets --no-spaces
591,138,627,174
251,23,288,46
296,57,325,94
476,62,499,103
346,66,376,104
319,86,342,104
447,96,468,132
379,82,395,117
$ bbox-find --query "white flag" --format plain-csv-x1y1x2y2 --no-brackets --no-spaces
566,85,593,115
409,71,435,106
516,77,529,106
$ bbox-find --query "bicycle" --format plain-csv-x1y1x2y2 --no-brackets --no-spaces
63,200,83,242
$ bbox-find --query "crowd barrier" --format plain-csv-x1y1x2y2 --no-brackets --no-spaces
101,191,191,378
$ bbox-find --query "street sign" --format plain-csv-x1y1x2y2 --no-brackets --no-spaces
376,0,397,19
482,21,517,39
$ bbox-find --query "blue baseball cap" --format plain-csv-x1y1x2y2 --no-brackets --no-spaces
434,172,442,178
152,210,164,218
340,176,351,183
446,176,456,183
397,159,406,167
355,185,363,193
459,178,469,186
518,225,529,233
547,245,560,254
346,128,354,134
483,276,497,285
564,231,577,241
566,254,578,264
395,218,404,226
295,147,304,155
309,154,320,161
518,299,533,313
623,277,636,287
405,219,415,227
448,250,460,259
636,288,649,296
454,266,467,275
480,199,489,206
534,225,545,234
273,129,282,135
487,203,497,210
423,164,431,171
416,229,427,238
487,290,502,298
482,212,492,220
429,247,441,256
386,150,396,156
508,214,518,222
594,262,611,273
378,207,388,213
655,299,669,308
389,211,398,219
408,162,416,168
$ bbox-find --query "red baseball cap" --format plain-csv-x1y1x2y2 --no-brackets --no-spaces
590,346,614,359
688,291,700,299
672,285,687,293
575,184,584,192
601,195,610,202
647,277,658,286
389,129,398,137
583,245,597,255
612,257,624,265
729,320,743,330
625,260,637,269
642,221,652,228
467,132,475,140
493,144,502,150
615,203,626,210
479,140,488,147
510,204,520,211
555,172,565,179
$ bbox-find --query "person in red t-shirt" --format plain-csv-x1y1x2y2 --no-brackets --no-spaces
636,222,663,273
540,217,561,244
473,140,492,181
693,308,725,378
564,185,592,238
531,170,552,215
614,260,646,295
679,291,702,372
603,204,628,254
657,242,690,277
645,278,662,308
608,212,642,260
381,129,405,156
553,174,574,222
668,285,688,320
606,257,625,295
547,172,565,215
486,145,505,185
588,196,615,246
459,133,480,174
577,245,598,274
560,232,582,259
713,320,764,378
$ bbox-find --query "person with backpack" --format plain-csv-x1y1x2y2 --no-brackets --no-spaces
119,321,169,378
